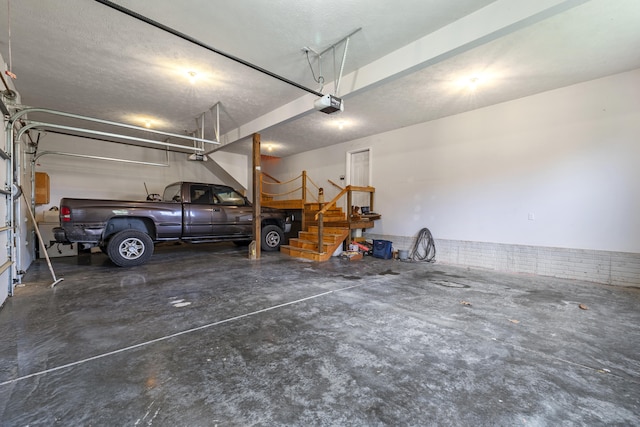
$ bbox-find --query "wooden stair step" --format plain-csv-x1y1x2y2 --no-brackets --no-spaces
307,226,350,234
305,212,345,217
304,203,344,212
288,238,341,252
281,223,349,262
298,231,344,244
281,245,334,262
262,199,305,210
304,209,344,216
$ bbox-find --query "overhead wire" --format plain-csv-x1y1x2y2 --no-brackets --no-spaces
93,0,324,97
7,0,12,73
305,50,324,91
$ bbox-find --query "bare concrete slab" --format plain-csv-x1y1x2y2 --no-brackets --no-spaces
1,242,638,425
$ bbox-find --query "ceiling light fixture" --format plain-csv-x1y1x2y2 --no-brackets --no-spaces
468,76,480,90
187,70,198,83
95,0,325,97
144,120,152,128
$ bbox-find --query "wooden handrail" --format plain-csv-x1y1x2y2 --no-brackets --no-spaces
327,179,343,190
348,185,375,193
314,185,376,220
313,184,377,253
315,186,349,220
261,171,282,183
260,170,327,205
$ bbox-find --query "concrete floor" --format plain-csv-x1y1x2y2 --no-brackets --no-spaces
0,242,638,426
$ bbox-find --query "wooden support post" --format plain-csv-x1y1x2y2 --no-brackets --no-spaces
301,170,308,232
347,187,353,242
317,212,324,254
252,133,261,259
301,170,307,203
301,208,307,234
369,190,375,213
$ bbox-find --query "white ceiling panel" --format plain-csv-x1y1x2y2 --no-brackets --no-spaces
0,0,638,158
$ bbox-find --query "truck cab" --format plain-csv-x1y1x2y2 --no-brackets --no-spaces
54,182,291,267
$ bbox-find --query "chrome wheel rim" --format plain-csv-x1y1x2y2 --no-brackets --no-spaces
264,230,281,248
118,237,145,260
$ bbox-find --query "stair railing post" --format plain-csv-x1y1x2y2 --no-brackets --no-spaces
302,170,307,203
318,212,324,254
347,187,353,242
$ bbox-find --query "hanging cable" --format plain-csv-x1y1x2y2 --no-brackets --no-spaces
305,50,324,91
409,228,436,262
7,0,12,73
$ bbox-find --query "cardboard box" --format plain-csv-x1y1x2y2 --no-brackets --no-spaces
341,251,363,262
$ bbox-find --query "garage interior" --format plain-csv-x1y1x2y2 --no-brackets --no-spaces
0,0,639,425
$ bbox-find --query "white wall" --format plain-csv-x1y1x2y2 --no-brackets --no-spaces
265,69,640,254
212,150,250,190
33,133,248,213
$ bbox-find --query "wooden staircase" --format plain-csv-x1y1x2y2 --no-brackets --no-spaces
260,171,379,262
281,204,350,261
281,225,350,262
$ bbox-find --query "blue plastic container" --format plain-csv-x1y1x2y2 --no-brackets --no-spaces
373,240,393,259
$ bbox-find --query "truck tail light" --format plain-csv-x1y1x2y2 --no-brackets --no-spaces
61,206,71,222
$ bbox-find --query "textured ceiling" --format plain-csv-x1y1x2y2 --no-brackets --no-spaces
0,0,639,159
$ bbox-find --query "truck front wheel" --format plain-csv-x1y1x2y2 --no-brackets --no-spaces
261,225,284,251
107,230,154,267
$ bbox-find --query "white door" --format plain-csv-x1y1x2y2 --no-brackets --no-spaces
348,149,371,211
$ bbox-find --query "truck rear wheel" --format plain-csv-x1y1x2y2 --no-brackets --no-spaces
261,225,284,251
107,230,154,267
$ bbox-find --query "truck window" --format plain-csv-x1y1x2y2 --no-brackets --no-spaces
163,184,182,202
191,185,212,204
216,189,246,206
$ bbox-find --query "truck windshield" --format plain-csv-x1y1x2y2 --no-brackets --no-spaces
163,184,182,202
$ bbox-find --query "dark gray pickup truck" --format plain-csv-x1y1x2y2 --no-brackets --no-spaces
53,181,292,267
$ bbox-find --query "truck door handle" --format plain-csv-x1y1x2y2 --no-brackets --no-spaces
213,208,221,212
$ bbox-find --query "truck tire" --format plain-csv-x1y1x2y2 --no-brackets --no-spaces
261,225,284,251
107,230,154,267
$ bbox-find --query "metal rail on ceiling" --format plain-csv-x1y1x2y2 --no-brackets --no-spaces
33,151,170,167
93,0,325,98
9,107,219,148
19,121,204,152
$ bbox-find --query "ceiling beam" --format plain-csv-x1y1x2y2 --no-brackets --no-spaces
208,0,589,154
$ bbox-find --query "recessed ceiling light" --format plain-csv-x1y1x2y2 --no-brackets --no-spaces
452,69,503,91
328,119,352,130
187,70,198,83
122,114,166,129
